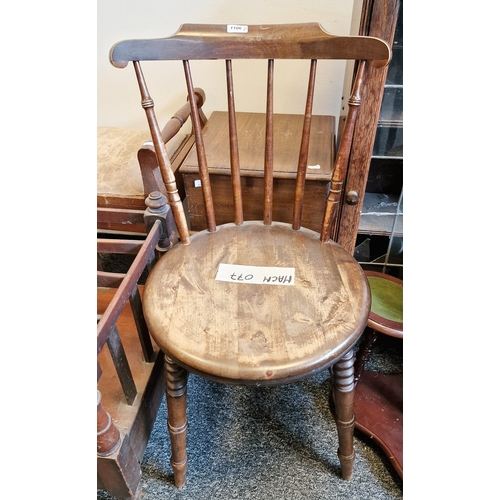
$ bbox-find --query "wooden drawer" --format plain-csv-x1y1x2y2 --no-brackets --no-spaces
180,111,335,233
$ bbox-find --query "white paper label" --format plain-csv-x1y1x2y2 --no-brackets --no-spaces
216,263,295,286
227,25,248,33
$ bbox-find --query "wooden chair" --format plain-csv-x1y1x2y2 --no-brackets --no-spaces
97,194,173,499
97,89,207,235
109,23,391,488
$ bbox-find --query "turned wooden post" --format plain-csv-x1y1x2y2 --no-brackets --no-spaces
144,191,175,255
97,390,121,456
133,61,191,245
165,355,188,487
331,350,356,480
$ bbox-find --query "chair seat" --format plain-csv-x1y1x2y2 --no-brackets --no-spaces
143,221,371,385
97,127,186,207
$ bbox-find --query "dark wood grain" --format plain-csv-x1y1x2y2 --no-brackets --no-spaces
336,0,400,253
321,61,365,242
138,88,207,202
184,60,216,233
110,23,390,68
354,371,403,479
144,222,371,385
263,59,274,226
293,59,317,230
225,60,243,225
133,61,191,243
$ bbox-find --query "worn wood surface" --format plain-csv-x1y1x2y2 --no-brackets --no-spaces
354,371,403,479
182,112,334,179
97,90,207,237
144,222,371,385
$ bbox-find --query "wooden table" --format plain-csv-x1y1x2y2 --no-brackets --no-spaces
353,271,403,479
179,111,335,233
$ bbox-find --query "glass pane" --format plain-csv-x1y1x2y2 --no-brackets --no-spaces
372,124,403,157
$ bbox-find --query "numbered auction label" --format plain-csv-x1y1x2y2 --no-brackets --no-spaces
215,263,295,286
227,25,249,33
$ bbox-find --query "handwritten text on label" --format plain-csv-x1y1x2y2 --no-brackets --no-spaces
215,263,295,286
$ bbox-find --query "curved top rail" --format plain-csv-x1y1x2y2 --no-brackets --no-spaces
110,22,391,69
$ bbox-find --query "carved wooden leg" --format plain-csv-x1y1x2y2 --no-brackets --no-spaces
97,390,121,456
97,390,143,499
331,350,356,480
165,355,188,487
353,328,379,385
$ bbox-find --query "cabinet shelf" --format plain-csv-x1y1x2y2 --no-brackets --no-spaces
359,193,403,237
359,0,403,255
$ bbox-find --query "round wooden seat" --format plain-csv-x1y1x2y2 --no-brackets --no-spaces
364,271,403,338
143,221,371,386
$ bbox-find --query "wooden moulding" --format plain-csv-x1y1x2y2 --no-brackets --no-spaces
110,23,390,68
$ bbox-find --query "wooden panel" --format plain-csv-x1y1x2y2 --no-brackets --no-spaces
183,172,329,233
354,371,403,478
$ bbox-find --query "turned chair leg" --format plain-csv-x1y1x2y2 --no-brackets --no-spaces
165,355,188,487
331,350,356,480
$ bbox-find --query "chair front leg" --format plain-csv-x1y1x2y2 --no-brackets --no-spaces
331,349,356,480
165,355,188,487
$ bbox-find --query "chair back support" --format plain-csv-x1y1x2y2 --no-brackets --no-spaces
110,23,390,244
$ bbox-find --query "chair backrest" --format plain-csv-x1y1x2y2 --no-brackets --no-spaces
110,23,390,245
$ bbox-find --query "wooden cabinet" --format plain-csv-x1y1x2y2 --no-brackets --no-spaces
353,0,403,277
180,111,335,234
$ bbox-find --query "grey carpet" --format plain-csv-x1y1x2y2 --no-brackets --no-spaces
98,334,403,500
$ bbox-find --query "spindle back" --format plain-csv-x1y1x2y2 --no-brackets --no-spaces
110,23,391,244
